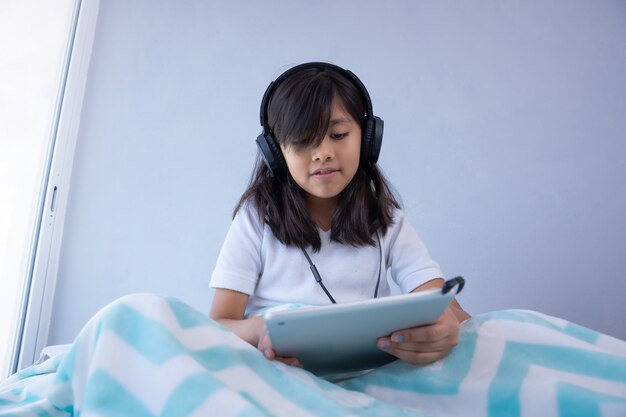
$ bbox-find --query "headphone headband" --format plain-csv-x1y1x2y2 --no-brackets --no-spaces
259,62,375,131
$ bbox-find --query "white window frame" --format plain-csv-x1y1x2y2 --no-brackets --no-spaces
13,0,101,372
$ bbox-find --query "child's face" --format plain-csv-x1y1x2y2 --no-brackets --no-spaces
280,101,362,207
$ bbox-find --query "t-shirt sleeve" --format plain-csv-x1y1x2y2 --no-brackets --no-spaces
385,209,444,293
210,202,264,295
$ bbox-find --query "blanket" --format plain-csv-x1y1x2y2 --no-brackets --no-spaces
1,294,625,417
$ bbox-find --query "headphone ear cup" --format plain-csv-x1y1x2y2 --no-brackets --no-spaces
361,116,384,165
360,117,375,166
369,116,384,164
256,132,286,176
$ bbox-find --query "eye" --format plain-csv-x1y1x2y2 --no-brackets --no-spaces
330,132,348,140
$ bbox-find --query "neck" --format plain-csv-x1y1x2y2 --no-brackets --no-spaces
305,195,338,232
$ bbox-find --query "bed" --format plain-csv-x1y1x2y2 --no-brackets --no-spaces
1,293,625,416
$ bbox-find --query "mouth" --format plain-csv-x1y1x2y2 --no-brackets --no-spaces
312,168,339,178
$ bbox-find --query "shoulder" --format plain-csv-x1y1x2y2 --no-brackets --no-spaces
220,199,266,248
387,206,409,231
382,207,422,246
391,206,406,221
233,199,264,232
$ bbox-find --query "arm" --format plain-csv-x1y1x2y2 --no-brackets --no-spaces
209,288,263,345
376,278,470,365
209,288,302,367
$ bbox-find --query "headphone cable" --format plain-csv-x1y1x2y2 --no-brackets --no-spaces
301,248,337,304
373,231,382,298
301,230,383,304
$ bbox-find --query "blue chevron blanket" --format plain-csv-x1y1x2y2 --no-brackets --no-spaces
1,294,625,417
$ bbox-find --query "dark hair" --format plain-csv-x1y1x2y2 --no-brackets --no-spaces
235,65,400,251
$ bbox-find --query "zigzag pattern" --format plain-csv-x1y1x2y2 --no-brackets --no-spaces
340,310,626,417
1,295,625,416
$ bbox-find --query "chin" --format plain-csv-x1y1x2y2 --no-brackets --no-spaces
308,189,342,201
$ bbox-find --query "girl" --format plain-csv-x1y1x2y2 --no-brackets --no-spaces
209,62,470,371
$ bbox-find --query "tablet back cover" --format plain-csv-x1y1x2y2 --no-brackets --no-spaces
265,289,455,376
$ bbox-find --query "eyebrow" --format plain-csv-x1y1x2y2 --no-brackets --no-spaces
329,117,352,126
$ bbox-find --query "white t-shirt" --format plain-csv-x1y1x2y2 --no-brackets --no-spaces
210,202,443,314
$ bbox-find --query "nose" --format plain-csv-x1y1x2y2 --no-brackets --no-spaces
312,137,334,162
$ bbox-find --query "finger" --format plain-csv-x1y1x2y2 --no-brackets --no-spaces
377,336,392,352
390,338,459,353
391,337,456,354
260,346,276,360
377,336,457,365
390,326,448,344
391,321,459,344
275,356,303,368
258,332,277,360
387,328,460,357
260,334,274,351
386,347,448,365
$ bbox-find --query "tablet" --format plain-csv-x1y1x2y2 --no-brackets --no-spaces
264,277,465,376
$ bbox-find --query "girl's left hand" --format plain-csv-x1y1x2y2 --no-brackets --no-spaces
376,306,460,365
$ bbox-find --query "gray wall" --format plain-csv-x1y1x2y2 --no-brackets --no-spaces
48,0,626,345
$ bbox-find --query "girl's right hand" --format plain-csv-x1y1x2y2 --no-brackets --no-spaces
210,289,302,367
258,325,303,368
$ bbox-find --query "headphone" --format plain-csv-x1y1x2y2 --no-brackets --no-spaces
256,62,384,177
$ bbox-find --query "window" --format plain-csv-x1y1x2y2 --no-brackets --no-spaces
0,0,79,378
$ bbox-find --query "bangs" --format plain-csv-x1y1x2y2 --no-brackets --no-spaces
267,68,365,150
